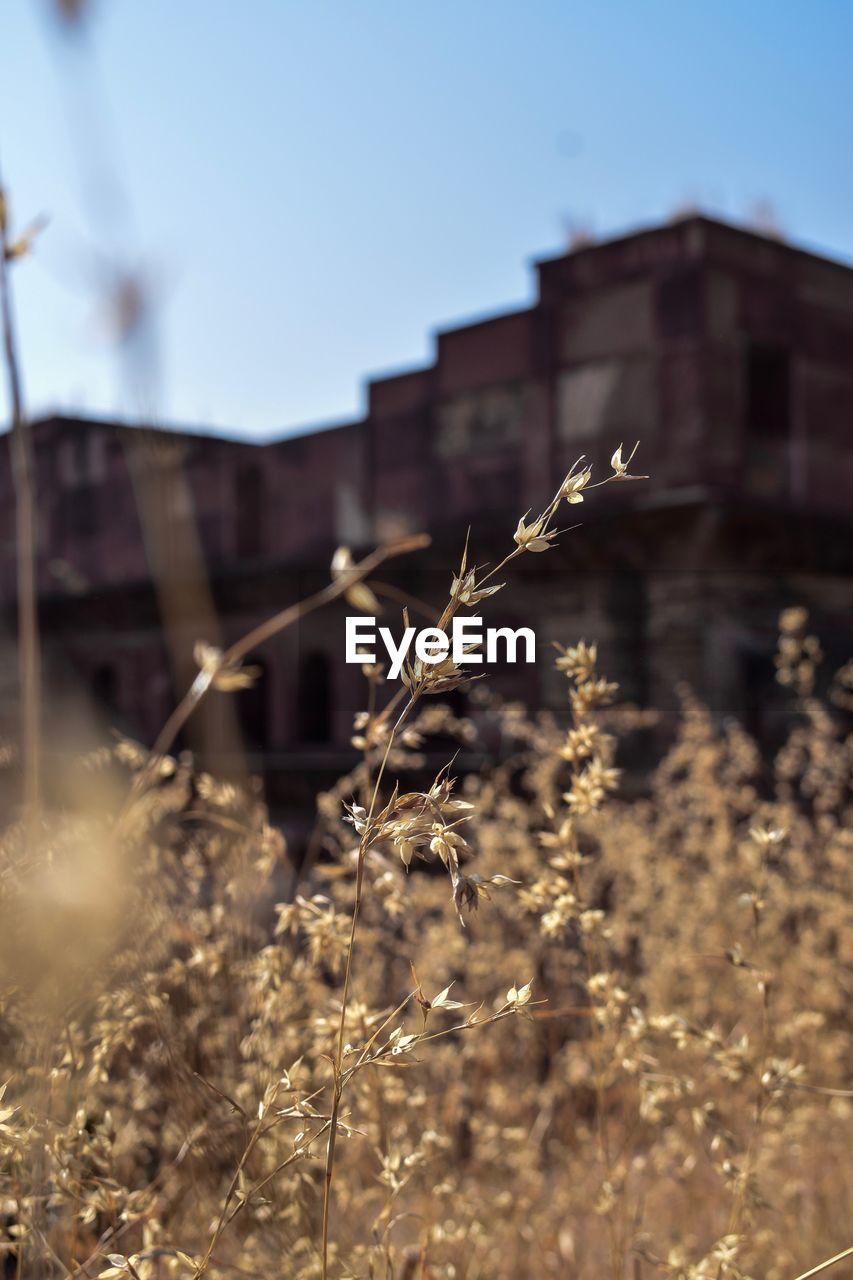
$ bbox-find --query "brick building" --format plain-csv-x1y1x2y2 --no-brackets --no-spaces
2,215,852,799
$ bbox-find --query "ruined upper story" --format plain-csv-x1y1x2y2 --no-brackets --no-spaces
365,215,853,535
2,214,852,601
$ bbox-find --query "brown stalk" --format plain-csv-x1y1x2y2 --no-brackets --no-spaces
790,1244,853,1280
162,535,428,1278
321,697,415,1279
318,468,621,1276
118,533,430,823
318,483,568,1269
0,177,41,831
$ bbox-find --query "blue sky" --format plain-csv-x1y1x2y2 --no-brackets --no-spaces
2,0,852,438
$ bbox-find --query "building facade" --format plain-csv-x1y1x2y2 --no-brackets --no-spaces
2,215,852,799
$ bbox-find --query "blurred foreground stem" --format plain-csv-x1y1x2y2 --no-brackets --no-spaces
0,177,41,828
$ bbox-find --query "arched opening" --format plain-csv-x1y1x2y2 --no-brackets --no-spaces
297,651,331,744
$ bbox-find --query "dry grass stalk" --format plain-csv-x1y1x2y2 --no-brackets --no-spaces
0,178,43,828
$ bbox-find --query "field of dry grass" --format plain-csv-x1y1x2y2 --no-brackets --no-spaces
0,435,851,1280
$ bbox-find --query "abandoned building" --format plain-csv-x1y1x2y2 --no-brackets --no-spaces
1,214,852,802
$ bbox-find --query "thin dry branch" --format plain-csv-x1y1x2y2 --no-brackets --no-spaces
0,176,42,827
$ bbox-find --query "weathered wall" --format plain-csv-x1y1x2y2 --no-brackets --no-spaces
1,215,851,770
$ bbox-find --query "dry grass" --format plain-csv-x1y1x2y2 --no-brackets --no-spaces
0,455,851,1280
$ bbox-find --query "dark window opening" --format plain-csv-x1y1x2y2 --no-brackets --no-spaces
92,663,119,714
297,651,331,744
59,483,100,539
746,343,790,440
236,464,264,559
238,656,269,750
739,644,788,752
604,573,648,707
657,266,704,339
444,687,468,719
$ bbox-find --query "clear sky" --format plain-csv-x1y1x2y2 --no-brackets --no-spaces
2,0,852,438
